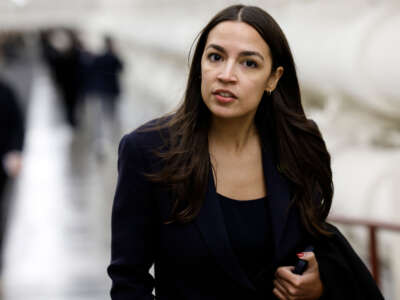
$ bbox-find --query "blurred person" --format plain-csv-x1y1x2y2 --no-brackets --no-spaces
0,79,24,276
41,28,81,128
107,5,383,300
0,31,34,119
0,32,24,64
85,35,123,158
73,35,95,107
90,35,123,120
39,29,58,74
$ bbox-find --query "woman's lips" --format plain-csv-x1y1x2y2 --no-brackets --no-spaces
215,94,235,103
213,89,237,104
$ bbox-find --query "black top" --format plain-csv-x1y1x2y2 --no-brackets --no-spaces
219,193,274,297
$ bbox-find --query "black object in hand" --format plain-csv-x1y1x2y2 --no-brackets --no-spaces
293,245,314,275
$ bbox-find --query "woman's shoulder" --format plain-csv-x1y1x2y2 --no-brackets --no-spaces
120,115,172,155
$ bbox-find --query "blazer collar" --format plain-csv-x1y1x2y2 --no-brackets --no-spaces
195,143,304,291
261,142,304,264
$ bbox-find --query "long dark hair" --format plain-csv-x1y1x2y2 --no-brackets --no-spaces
147,5,333,236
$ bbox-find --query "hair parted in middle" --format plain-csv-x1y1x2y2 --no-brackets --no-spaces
146,4,333,237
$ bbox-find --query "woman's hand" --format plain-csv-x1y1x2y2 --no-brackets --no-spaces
273,252,323,300
3,151,23,178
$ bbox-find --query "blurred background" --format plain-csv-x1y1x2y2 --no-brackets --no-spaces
0,0,399,299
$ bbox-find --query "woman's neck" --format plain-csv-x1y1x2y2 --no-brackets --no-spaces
208,115,258,154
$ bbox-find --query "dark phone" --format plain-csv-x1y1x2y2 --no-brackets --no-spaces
293,245,314,275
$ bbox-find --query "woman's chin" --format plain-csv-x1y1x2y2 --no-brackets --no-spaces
209,109,239,119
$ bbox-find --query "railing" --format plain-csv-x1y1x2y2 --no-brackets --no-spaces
328,215,400,287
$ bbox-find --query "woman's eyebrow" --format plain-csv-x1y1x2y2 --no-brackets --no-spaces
205,44,264,61
240,51,264,61
205,44,226,53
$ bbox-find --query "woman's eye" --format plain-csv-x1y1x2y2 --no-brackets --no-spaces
208,53,222,62
243,60,258,68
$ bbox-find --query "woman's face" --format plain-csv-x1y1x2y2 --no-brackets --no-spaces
201,21,283,120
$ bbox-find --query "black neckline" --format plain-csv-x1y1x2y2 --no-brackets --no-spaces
217,193,267,203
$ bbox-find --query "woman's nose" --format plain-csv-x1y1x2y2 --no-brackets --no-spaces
216,62,237,83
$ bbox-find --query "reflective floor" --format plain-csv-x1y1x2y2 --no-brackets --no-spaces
1,62,159,299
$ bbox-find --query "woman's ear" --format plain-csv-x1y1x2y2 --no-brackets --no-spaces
265,66,284,92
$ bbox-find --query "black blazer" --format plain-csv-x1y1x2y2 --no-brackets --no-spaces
108,120,384,300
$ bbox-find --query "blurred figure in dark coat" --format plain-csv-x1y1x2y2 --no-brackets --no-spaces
0,79,24,273
74,37,95,106
40,29,81,128
86,36,123,158
90,36,123,122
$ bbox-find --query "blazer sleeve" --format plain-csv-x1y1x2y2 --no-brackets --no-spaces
108,133,157,300
315,223,384,300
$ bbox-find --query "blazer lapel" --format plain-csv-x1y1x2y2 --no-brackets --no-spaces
195,143,305,290
262,143,304,265
195,170,256,291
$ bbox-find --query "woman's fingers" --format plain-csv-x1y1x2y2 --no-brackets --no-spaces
273,252,323,300
275,266,299,286
300,252,318,273
274,276,302,298
274,267,302,298
273,285,289,300
274,278,289,294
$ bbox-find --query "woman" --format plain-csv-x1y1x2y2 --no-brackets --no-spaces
108,5,383,300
